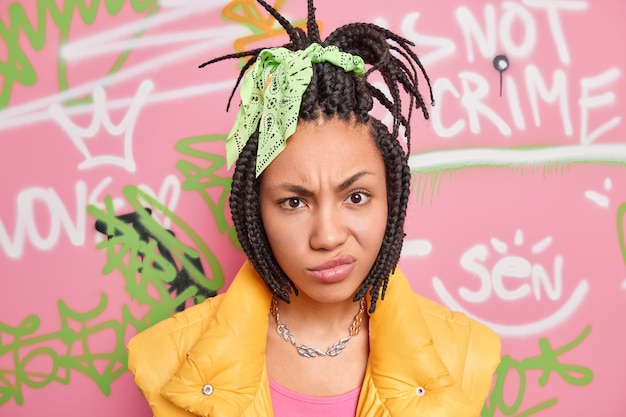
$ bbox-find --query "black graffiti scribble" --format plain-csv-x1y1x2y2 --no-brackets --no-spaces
94,207,216,313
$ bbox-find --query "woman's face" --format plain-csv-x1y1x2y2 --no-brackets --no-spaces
259,117,388,305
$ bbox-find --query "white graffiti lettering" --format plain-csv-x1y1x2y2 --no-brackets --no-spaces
418,1,622,144
0,176,181,259
49,81,154,172
457,1,587,65
401,239,433,257
584,176,612,208
0,3,247,133
0,182,88,259
399,12,457,67
580,68,623,145
431,229,589,336
522,0,588,65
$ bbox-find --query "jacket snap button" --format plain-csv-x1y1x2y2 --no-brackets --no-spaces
202,384,214,396
416,386,426,396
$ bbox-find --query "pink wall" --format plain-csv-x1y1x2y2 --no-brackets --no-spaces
1,0,625,415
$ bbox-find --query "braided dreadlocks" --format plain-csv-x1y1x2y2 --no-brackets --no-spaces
199,0,433,313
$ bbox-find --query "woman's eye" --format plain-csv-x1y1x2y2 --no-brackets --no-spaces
281,198,303,209
347,192,369,205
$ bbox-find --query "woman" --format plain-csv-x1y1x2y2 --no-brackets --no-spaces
127,0,501,416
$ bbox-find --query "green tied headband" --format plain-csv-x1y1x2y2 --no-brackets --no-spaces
226,43,366,177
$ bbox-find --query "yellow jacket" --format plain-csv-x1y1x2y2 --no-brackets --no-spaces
128,261,500,416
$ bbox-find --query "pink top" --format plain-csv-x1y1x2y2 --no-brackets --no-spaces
269,376,361,417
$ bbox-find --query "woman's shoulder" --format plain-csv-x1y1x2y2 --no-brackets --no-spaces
126,295,225,405
129,295,224,351
415,293,476,327
413,291,500,355
413,292,501,408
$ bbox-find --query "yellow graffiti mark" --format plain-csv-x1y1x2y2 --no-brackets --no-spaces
221,0,320,54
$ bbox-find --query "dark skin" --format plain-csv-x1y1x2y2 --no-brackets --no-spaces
266,307,369,396
262,118,387,395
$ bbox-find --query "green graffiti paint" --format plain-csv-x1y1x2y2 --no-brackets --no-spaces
482,326,593,417
0,294,142,406
617,202,626,264
89,185,225,315
175,134,239,247
0,180,230,406
0,0,159,108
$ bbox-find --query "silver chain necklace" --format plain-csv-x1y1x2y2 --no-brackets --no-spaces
270,297,366,358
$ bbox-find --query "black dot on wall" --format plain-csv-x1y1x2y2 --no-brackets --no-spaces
493,55,510,97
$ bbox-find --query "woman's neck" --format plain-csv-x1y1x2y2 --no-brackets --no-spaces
266,295,370,397
274,295,364,334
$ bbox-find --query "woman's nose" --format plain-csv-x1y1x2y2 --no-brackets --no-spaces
309,206,348,250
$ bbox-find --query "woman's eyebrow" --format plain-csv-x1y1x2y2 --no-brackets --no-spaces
272,183,314,196
336,171,374,192
269,171,374,195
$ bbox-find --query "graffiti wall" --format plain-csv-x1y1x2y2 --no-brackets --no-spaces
1,0,624,416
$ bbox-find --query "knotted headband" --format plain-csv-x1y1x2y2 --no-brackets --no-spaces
226,43,366,176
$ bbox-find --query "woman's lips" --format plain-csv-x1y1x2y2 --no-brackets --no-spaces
308,255,356,283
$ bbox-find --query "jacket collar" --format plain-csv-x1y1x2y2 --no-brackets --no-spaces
162,262,271,416
162,262,476,416
363,268,477,415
